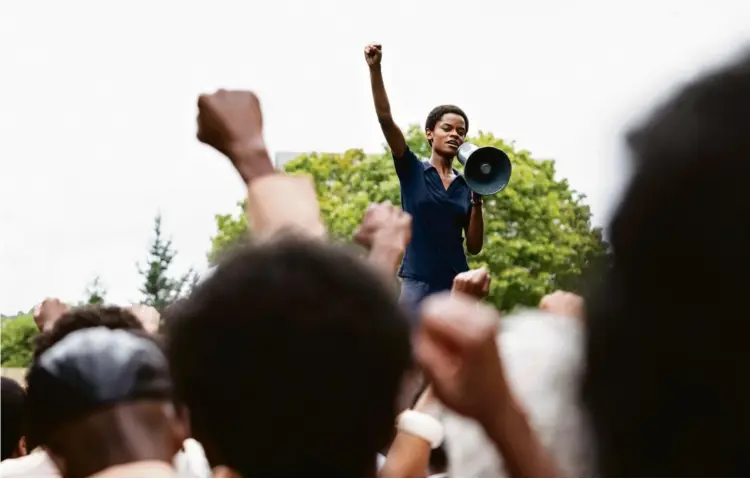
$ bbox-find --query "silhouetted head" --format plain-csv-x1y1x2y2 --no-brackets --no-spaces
584,51,750,477
167,235,412,477
1,377,27,460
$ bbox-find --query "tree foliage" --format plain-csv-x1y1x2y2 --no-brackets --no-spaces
209,126,607,311
83,276,107,305
1,314,38,367
209,202,251,264
138,214,195,313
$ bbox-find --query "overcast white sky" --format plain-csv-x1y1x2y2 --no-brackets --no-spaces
1,0,749,314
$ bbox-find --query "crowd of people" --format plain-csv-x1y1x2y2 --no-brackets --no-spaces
1,45,750,478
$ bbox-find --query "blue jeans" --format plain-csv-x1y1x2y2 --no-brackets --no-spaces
399,278,451,327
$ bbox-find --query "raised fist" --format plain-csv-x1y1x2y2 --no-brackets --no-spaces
196,89,271,182
364,43,383,67
452,267,491,299
33,298,69,332
353,201,411,250
415,293,508,423
127,304,161,335
539,290,585,322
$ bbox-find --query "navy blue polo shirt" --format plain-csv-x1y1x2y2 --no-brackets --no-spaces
394,148,471,290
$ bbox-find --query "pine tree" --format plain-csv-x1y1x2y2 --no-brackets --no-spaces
83,276,107,305
137,214,192,313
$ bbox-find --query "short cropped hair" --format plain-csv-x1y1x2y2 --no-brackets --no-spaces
584,51,750,477
166,235,412,477
425,105,469,146
32,306,144,362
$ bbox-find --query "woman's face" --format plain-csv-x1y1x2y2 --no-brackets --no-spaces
427,113,467,158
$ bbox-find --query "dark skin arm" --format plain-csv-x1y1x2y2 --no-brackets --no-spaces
416,294,561,478
482,396,560,478
365,43,407,160
466,193,484,254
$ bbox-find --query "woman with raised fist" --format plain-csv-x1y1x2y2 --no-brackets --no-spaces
364,43,484,318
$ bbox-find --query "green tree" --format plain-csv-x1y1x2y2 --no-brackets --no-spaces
83,276,107,305
1,313,38,367
138,214,194,312
209,201,251,264
209,126,607,311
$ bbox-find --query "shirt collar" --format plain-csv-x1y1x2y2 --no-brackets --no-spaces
422,161,466,182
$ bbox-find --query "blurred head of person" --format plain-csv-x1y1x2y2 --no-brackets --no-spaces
584,51,750,476
25,305,146,452
166,235,412,477
25,327,185,477
1,377,27,460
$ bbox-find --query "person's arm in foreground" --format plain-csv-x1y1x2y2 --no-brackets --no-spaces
465,193,484,254
380,388,441,478
196,89,325,239
382,269,494,477
365,43,407,160
354,202,412,279
415,294,561,478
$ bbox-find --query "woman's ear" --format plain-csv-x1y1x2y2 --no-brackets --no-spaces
425,128,433,146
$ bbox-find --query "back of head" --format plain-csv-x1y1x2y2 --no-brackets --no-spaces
1,377,26,460
584,50,750,476
166,235,412,477
25,305,145,452
26,327,179,477
442,309,591,477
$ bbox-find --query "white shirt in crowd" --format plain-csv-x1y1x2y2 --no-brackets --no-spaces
440,309,593,478
0,439,211,478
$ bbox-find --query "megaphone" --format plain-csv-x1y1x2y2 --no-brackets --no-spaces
457,143,512,195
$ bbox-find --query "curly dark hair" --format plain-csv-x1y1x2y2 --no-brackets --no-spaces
32,306,144,362
425,105,469,146
166,235,412,477
583,51,750,477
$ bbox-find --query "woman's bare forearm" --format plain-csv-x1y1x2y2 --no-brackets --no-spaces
369,65,406,158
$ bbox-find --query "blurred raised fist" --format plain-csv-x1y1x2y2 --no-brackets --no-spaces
354,201,411,250
33,298,69,331
452,267,491,299
127,304,161,334
415,293,508,423
539,290,585,322
196,89,271,183
364,43,383,67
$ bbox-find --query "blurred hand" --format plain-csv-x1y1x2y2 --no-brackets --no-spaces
364,43,383,67
539,290,585,321
452,267,491,299
415,293,509,423
353,201,411,250
33,298,69,331
196,89,271,183
128,304,161,334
